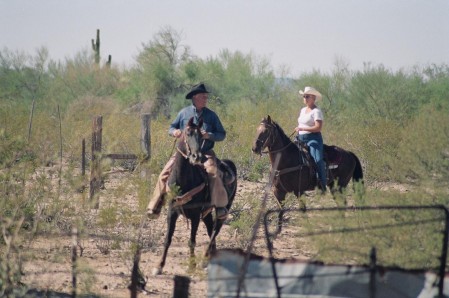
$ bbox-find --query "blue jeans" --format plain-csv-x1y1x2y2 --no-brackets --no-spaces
297,133,326,189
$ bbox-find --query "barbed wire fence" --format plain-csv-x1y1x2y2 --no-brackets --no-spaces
9,112,449,298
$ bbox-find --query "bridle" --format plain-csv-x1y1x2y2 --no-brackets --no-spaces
254,122,277,153
176,126,205,162
256,121,294,155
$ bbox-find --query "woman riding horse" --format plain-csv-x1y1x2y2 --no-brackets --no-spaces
252,115,363,205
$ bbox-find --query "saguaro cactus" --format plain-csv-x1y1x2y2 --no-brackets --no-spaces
92,29,100,64
106,54,112,68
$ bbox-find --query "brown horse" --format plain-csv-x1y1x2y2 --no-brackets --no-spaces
152,117,237,275
252,115,363,205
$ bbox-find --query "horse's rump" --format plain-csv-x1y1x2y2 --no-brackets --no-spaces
324,145,345,168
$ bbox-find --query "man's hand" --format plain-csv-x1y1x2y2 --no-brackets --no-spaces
201,129,210,139
173,129,182,138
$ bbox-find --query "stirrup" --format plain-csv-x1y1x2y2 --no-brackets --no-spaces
216,207,229,220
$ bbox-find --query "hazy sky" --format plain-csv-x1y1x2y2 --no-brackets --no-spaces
1,0,448,76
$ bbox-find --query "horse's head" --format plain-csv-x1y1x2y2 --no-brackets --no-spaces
181,117,204,165
252,115,277,155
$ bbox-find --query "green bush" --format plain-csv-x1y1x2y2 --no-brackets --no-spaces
1,37,449,295
396,104,449,183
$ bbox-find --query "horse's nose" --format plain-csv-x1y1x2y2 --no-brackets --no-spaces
251,145,259,154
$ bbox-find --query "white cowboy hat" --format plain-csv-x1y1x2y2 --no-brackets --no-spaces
299,86,322,101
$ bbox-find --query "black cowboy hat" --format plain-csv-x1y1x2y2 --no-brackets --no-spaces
185,83,210,99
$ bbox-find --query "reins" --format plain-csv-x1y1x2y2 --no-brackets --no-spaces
171,128,209,219
257,122,307,193
173,131,206,160
176,145,189,159
259,123,296,155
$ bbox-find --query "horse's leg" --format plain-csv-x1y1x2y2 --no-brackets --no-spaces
187,214,200,270
203,214,220,258
273,187,286,207
203,213,216,251
152,209,179,276
273,187,287,231
336,157,356,196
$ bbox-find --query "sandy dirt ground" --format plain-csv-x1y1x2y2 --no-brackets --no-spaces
18,164,411,298
20,166,286,298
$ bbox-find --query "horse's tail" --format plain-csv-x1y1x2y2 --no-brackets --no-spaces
351,152,364,184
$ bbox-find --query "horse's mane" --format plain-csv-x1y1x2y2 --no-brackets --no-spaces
271,120,294,145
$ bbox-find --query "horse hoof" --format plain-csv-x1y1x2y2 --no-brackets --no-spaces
151,267,162,276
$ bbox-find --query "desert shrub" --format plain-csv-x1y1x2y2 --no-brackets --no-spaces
2,37,449,296
345,64,423,121
395,104,449,183
0,130,30,167
289,193,446,270
228,194,262,250
1,163,37,226
46,50,121,107
0,101,29,144
0,217,28,297
213,99,266,179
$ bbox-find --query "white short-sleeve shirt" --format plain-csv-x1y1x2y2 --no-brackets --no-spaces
297,107,323,135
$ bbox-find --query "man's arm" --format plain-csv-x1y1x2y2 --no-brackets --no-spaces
206,113,226,142
168,112,183,137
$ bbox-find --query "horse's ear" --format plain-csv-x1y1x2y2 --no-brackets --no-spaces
267,115,272,123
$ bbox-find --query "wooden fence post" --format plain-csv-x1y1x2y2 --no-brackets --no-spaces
82,139,86,176
129,247,145,298
369,247,377,298
140,113,151,178
89,115,102,208
173,275,190,298
71,227,78,298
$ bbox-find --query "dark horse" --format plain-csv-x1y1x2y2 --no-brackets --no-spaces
152,117,237,275
252,115,363,205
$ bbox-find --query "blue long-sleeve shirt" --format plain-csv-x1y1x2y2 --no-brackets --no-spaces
168,105,226,152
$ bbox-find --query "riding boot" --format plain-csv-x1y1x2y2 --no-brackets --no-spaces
319,182,327,194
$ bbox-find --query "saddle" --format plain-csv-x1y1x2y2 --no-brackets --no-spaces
323,144,342,170
218,160,236,195
199,160,236,219
172,159,235,209
296,141,318,181
295,141,342,178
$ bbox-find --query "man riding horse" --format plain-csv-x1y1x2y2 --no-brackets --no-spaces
147,83,234,220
